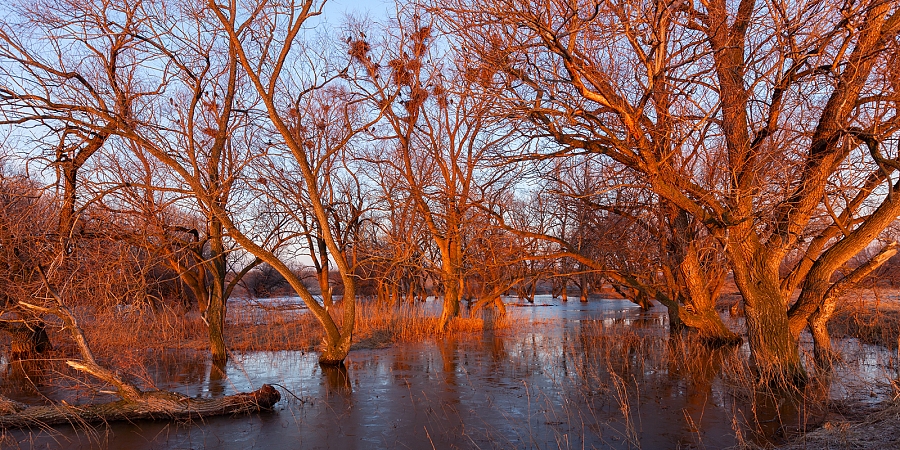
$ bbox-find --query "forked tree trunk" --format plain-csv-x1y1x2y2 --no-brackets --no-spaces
804,243,899,366
318,333,353,366
675,245,740,345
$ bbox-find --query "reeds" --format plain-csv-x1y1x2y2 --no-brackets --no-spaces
31,298,518,361
830,288,900,349
226,299,515,352
559,319,882,448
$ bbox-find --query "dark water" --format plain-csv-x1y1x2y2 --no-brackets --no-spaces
3,296,896,449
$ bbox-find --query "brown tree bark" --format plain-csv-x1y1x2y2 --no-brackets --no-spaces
0,385,281,429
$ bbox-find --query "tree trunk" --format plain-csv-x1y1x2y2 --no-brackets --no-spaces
675,243,739,345
59,163,78,254
808,301,837,366
805,243,898,366
439,274,461,330
207,216,228,364
319,332,352,366
0,385,281,429
438,241,463,330
317,237,333,309
733,267,806,382
655,293,739,346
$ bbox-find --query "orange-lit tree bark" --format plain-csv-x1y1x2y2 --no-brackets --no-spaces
440,0,900,380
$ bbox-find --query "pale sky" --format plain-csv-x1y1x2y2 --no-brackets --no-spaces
319,0,393,24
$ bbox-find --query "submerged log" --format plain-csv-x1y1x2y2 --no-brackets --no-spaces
0,384,281,429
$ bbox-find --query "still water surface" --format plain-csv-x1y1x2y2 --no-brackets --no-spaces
6,296,896,449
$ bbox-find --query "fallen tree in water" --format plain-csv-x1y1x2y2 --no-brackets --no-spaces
0,384,281,429
0,268,280,429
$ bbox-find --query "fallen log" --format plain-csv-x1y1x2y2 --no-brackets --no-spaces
0,384,281,429
0,266,282,429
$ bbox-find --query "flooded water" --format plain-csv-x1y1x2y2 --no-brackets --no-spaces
3,296,897,449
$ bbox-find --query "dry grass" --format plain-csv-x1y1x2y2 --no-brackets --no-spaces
42,299,518,361
226,300,516,352
2,299,517,404
829,288,900,349
778,402,900,449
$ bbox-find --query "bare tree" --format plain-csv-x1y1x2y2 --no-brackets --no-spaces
0,0,139,252
252,85,370,311
348,10,520,329
438,0,900,380
200,0,380,363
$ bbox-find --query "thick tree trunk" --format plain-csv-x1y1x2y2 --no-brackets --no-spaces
318,331,352,365
733,268,806,382
438,242,463,330
59,164,78,254
675,244,739,345
680,310,741,346
206,293,227,364
439,275,461,330
655,294,739,345
0,385,280,429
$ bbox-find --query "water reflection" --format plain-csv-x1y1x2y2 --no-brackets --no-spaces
4,295,896,449
208,359,227,397
320,363,352,394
